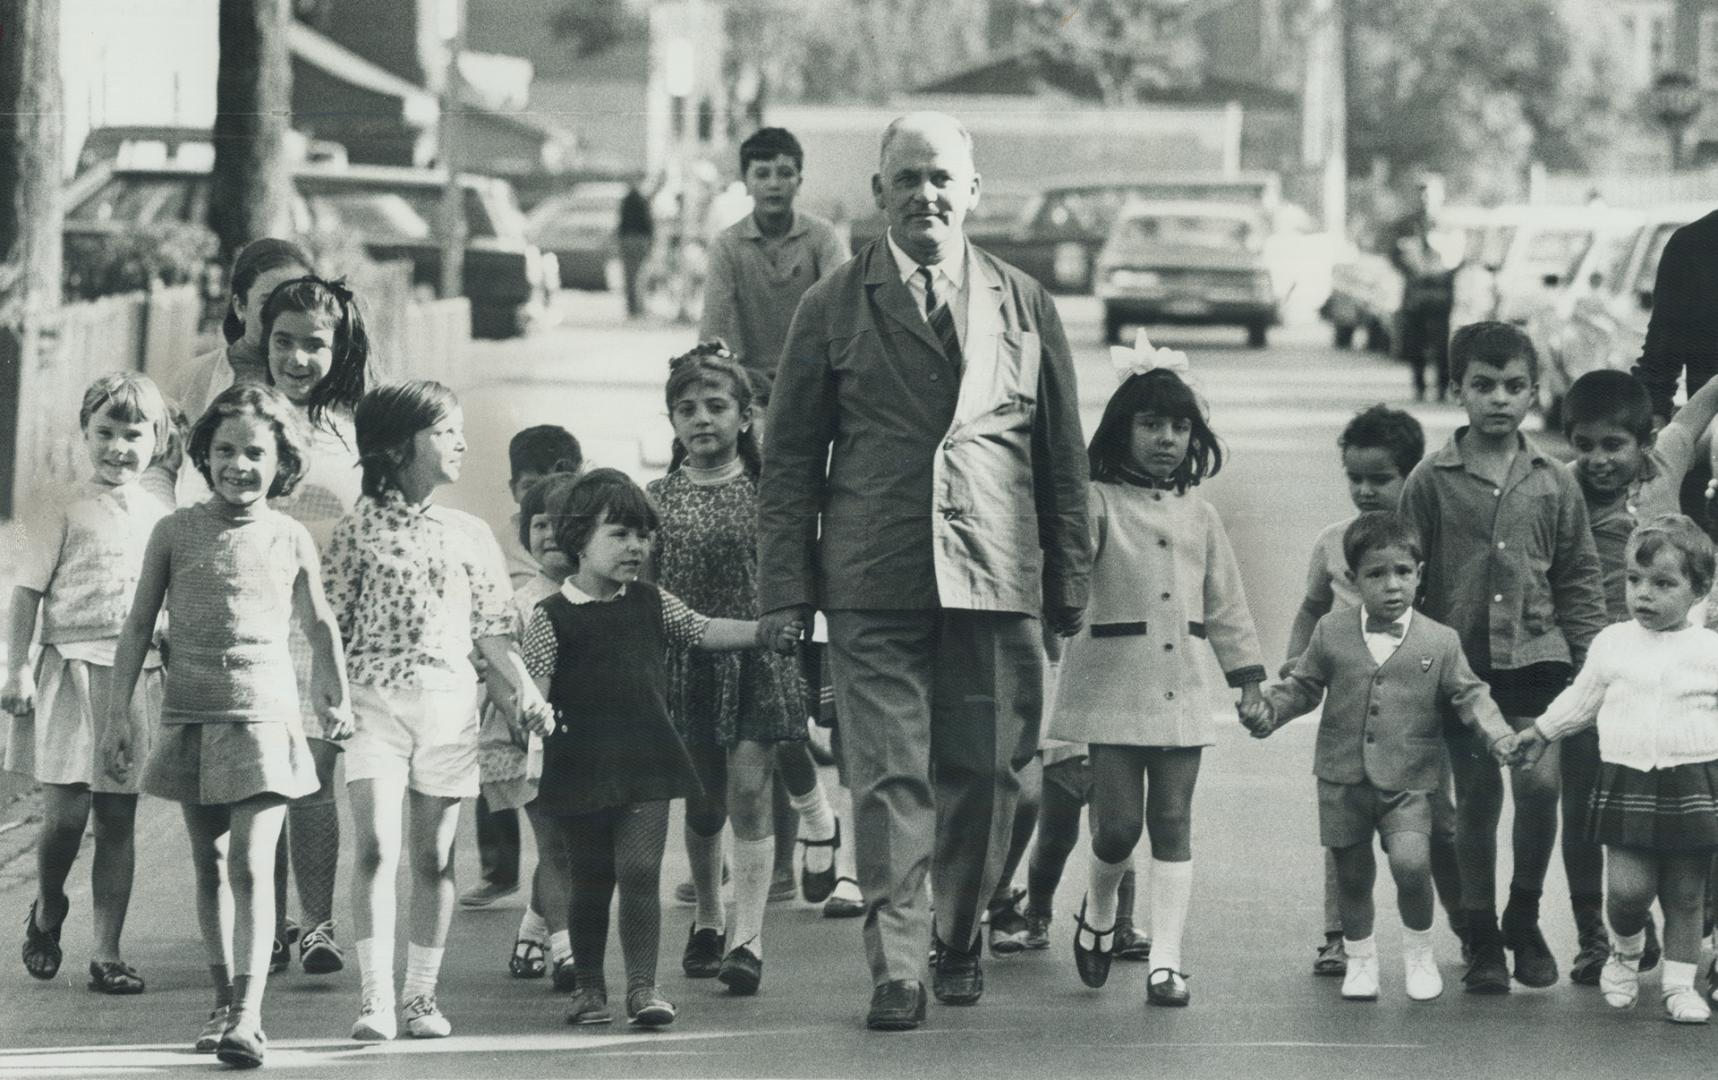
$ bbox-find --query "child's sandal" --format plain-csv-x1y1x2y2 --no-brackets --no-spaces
88,959,146,994
510,937,547,979
21,900,65,980
195,1005,231,1053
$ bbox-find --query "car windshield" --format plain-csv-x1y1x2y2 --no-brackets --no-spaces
1121,214,1258,251
300,185,498,242
67,175,204,224
1519,227,1592,279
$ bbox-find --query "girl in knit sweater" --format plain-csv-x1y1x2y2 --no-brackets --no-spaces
1504,514,1718,1024
1046,338,1268,1009
102,383,353,1067
5,373,174,996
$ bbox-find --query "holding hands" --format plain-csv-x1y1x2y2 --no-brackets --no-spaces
0,667,33,717
517,689,555,738
758,605,811,655
100,712,139,786
1492,726,1550,769
1237,685,1275,737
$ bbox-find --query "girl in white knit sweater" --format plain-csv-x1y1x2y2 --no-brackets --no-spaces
1505,514,1718,1023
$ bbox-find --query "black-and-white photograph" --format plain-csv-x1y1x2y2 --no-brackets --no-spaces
2,0,1717,1075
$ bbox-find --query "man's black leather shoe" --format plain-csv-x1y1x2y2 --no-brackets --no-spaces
930,933,984,1005
866,979,926,1031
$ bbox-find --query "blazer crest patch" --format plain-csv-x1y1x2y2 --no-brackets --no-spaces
1420,657,1433,672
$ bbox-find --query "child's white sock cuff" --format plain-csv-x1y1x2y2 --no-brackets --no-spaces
548,930,572,965
519,906,548,942
1086,854,1130,930
1662,959,1696,991
1344,934,1377,959
787,782,836,841
1612,928,1647,958
355,937,394,1004
1401,925,1434,951
402,942,444,1000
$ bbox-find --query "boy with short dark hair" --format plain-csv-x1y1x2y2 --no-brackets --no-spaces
699,127,850,407
1253,511,1513,1003
1558,367,1718,984
1282,403,1446,977
1400,321,1608,994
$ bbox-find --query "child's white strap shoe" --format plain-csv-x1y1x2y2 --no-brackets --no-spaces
1599,951,1642,1009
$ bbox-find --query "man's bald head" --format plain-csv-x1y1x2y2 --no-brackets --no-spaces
878,112,975,172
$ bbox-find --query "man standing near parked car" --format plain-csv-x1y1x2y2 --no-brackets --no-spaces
618,182,654,319
699,127,849,411
1383,174,1464,402
1631,206,1718,532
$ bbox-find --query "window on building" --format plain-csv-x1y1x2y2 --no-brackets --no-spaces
1649,12,1670,74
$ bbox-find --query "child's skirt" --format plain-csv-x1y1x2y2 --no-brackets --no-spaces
2,647,162,794
1586,759,1718,851
142,719,319,806
477,696,539,812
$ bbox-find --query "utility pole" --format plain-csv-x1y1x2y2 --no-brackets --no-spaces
1301,0,1347,234
438,0,466,301
0,0,65,517
210,0,294,268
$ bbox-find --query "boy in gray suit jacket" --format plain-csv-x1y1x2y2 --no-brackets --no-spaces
1249,512,1513,1004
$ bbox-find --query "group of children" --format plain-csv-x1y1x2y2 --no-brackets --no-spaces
10,244,1718,1065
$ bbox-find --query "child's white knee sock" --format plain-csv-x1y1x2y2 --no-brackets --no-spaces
788,782,837,874
1086,853,1129,931
1149,858,1193,973
401,943,443,1001
729,835,774,960
356,936,394,1004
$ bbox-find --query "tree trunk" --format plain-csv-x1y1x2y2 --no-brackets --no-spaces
210,0,294,267
0,0,65,518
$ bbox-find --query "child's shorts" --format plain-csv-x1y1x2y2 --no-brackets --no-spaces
1317,780,1432,849
143,720,319,806
345,683,480,799
1041,753,1094,805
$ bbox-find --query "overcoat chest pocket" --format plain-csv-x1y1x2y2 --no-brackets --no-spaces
957,329,1040,425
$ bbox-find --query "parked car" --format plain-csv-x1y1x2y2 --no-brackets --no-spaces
63,160,558,338
1539,202,1709,421
849,173,1283,294
526,180,631,291
1094,200,1279,348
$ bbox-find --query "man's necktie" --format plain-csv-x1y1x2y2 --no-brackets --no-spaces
918,266,962,370
1364,615,1405,640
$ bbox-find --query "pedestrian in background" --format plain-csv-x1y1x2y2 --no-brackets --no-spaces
756,111,1091,1032
6,373,175,997
617,183,654,320
698,126,849,412
1383,175,1463,403
1049,343,1267,1010
104,383,353,1068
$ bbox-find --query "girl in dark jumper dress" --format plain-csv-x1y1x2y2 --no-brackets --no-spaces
521,469,801,1028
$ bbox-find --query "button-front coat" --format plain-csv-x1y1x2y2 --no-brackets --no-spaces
757,238,1090,615
1046,482,1265,748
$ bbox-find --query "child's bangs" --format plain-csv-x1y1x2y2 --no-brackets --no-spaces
1131,372,1204,422
597,481,660,534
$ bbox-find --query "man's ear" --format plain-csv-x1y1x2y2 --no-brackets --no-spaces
871,173,885,212
1344,568,1357,586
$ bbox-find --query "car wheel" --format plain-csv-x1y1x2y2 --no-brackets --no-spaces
1363,320,1391,354
1333,322,1355,349
1247,322,1268,349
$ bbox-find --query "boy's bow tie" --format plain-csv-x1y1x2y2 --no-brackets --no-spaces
1364,615,1405,639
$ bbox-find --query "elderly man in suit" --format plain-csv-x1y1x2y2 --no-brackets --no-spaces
756,111,1091,1031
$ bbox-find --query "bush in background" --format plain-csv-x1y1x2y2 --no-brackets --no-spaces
62,222,220,303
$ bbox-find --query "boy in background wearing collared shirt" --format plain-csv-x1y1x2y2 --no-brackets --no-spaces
698,127,849,410
1400,322,1608,995
1251,511,1513,1003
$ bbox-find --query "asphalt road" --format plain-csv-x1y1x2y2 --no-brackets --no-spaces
1,297,1708,1078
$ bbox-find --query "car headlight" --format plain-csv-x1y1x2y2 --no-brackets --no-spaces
1109,269,1161,290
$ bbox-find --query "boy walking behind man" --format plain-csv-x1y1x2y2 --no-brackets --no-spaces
699,127,850,409
1400,322,1608,994
1251,511,1515,1002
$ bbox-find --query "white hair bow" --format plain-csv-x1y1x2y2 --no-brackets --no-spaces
1109,329,1192,385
